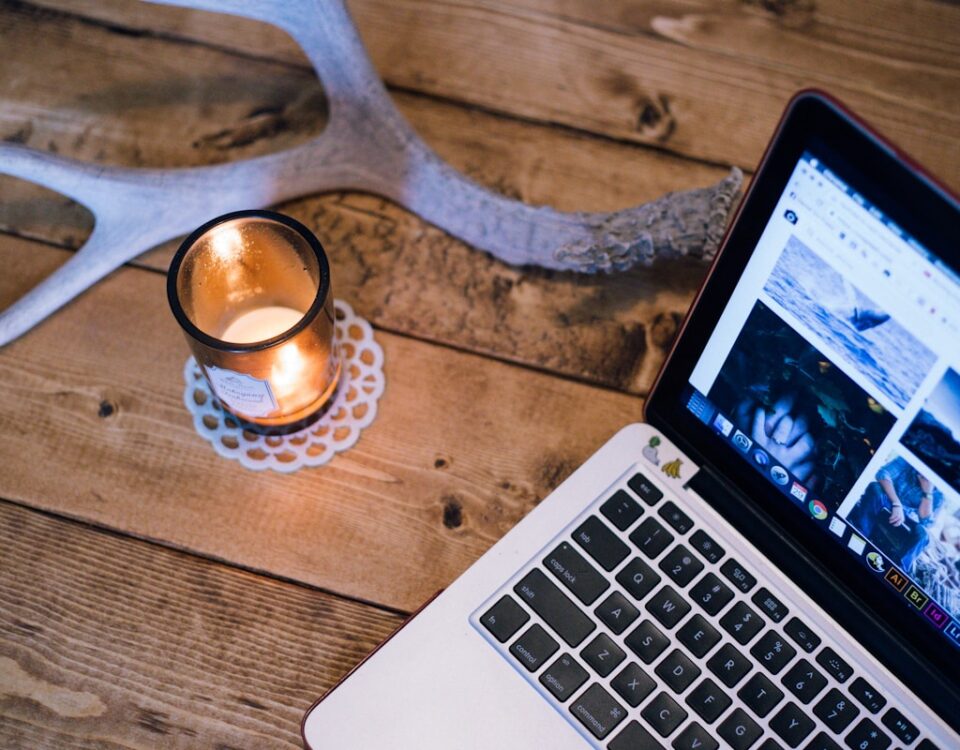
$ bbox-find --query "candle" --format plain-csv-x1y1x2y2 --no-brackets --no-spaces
168,210,341,433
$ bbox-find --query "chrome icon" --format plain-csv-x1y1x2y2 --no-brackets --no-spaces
808,499,828,520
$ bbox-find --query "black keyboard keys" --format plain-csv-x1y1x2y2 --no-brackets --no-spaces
595,591,640,635
720,601,764,645
690,572,734,616
570,683,627,740
610,662,656,707
658,501,693,533
609,721,662,750
659,545,704,587
738,672,784,718
686,677,732,723
782,658,827,704
881,708,919,745
642,692,687,737
543,542,610,605
816,647,852,683
677,614,721,658
625,619,670,664
690,529,725,564
617,557,661,600
628,472,663,505
646,585,691,629
770,702,815,747
513,569,595,646
707,643,752,687
572,516,630,571
580,632,625,677
849,677,886,714
673,722,719,750
721,558,758,592
655,649,701,693
843,718,892,750
631,517,675,559
718,708,764,750
751,630,797,674
539,653,588,702
752,587,790,622
784,617,821,653
509,623,558,671
805,733,841,750
813,688,859,733
601,489,644,531
480,595,529,642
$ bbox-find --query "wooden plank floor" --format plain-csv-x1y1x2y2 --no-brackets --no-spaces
1,1,957,747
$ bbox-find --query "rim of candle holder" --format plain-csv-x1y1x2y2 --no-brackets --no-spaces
183,299,384,473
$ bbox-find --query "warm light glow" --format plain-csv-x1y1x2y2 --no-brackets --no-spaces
208,223,244,263
221,306,304,344
271,342,308,400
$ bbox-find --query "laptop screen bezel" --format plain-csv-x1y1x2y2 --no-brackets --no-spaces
645,91,960,707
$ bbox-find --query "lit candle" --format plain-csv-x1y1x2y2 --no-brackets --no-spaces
221,306,304,344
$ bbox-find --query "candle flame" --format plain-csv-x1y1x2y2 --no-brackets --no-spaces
271,343,307,399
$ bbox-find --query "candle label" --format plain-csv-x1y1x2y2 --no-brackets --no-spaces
205,365,278,418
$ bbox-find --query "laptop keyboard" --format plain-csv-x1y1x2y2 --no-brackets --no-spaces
471,468,943,750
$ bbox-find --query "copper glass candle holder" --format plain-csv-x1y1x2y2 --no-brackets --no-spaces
168,210,341,433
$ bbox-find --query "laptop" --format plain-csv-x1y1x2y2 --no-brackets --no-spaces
302,91,960,749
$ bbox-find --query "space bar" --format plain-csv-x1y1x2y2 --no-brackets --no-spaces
513,569,596,647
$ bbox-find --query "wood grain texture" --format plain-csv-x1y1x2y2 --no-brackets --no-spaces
0,234,644,612
0,500,403,749
24,0,960,186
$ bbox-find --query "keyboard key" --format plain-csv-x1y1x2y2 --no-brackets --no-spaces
782,659,827,704
659,545,704,587
720,558,757,592
572,516,630,572
784,617,821,653
581,632,626,677
752,587,789,622
771,702,816,747
717,708,763,750
543,542,610,605
631,517,675,558
479,595,529,642
690,572,734,616
690,529,725,564
595,591,640,635
570,683,627,740
759,741,786,750
849,677,886,714
655,649,701,693
539,653,588,702
720,601,764,645
611,662,656,707
816,647,852,683
509,623,558,672
609,720,663,750
658,501,693,533
880,708,919,745
677,614,721,658
601,489,643,531
685,677,731,723
750,630,796,675
813,688,860,733
843,718,892,750
617,557,662,601
805,733,841,750
626,620,670,664
673,722,718,750
738,672,784,718
642,692,687,737
513,569,596,647
707,643,752,687
629,472,663,505
646,586,691,629
917,741,942,750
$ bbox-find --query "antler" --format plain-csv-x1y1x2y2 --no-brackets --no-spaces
0,0,741,347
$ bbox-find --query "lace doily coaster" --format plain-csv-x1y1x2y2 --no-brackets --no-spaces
183,300,385,473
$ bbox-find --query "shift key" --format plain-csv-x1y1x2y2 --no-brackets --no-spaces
514,569,596,647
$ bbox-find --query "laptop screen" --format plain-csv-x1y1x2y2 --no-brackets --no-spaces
682,149,960,655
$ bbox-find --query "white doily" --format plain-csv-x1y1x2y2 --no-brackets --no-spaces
183,300,384,473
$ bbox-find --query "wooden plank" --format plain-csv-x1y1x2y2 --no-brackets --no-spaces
0,234,645,612
23,0,960,184
0,1,728,393
0,499,402,748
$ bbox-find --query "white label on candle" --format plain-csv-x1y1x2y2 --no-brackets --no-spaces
205,365,278,418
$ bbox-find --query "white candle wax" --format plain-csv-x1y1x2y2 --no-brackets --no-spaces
221,306,304,344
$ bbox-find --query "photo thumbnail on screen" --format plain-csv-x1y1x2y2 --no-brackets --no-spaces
764,236,935,409
846,452,960,620
902,369,960,496
707,301,895,507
